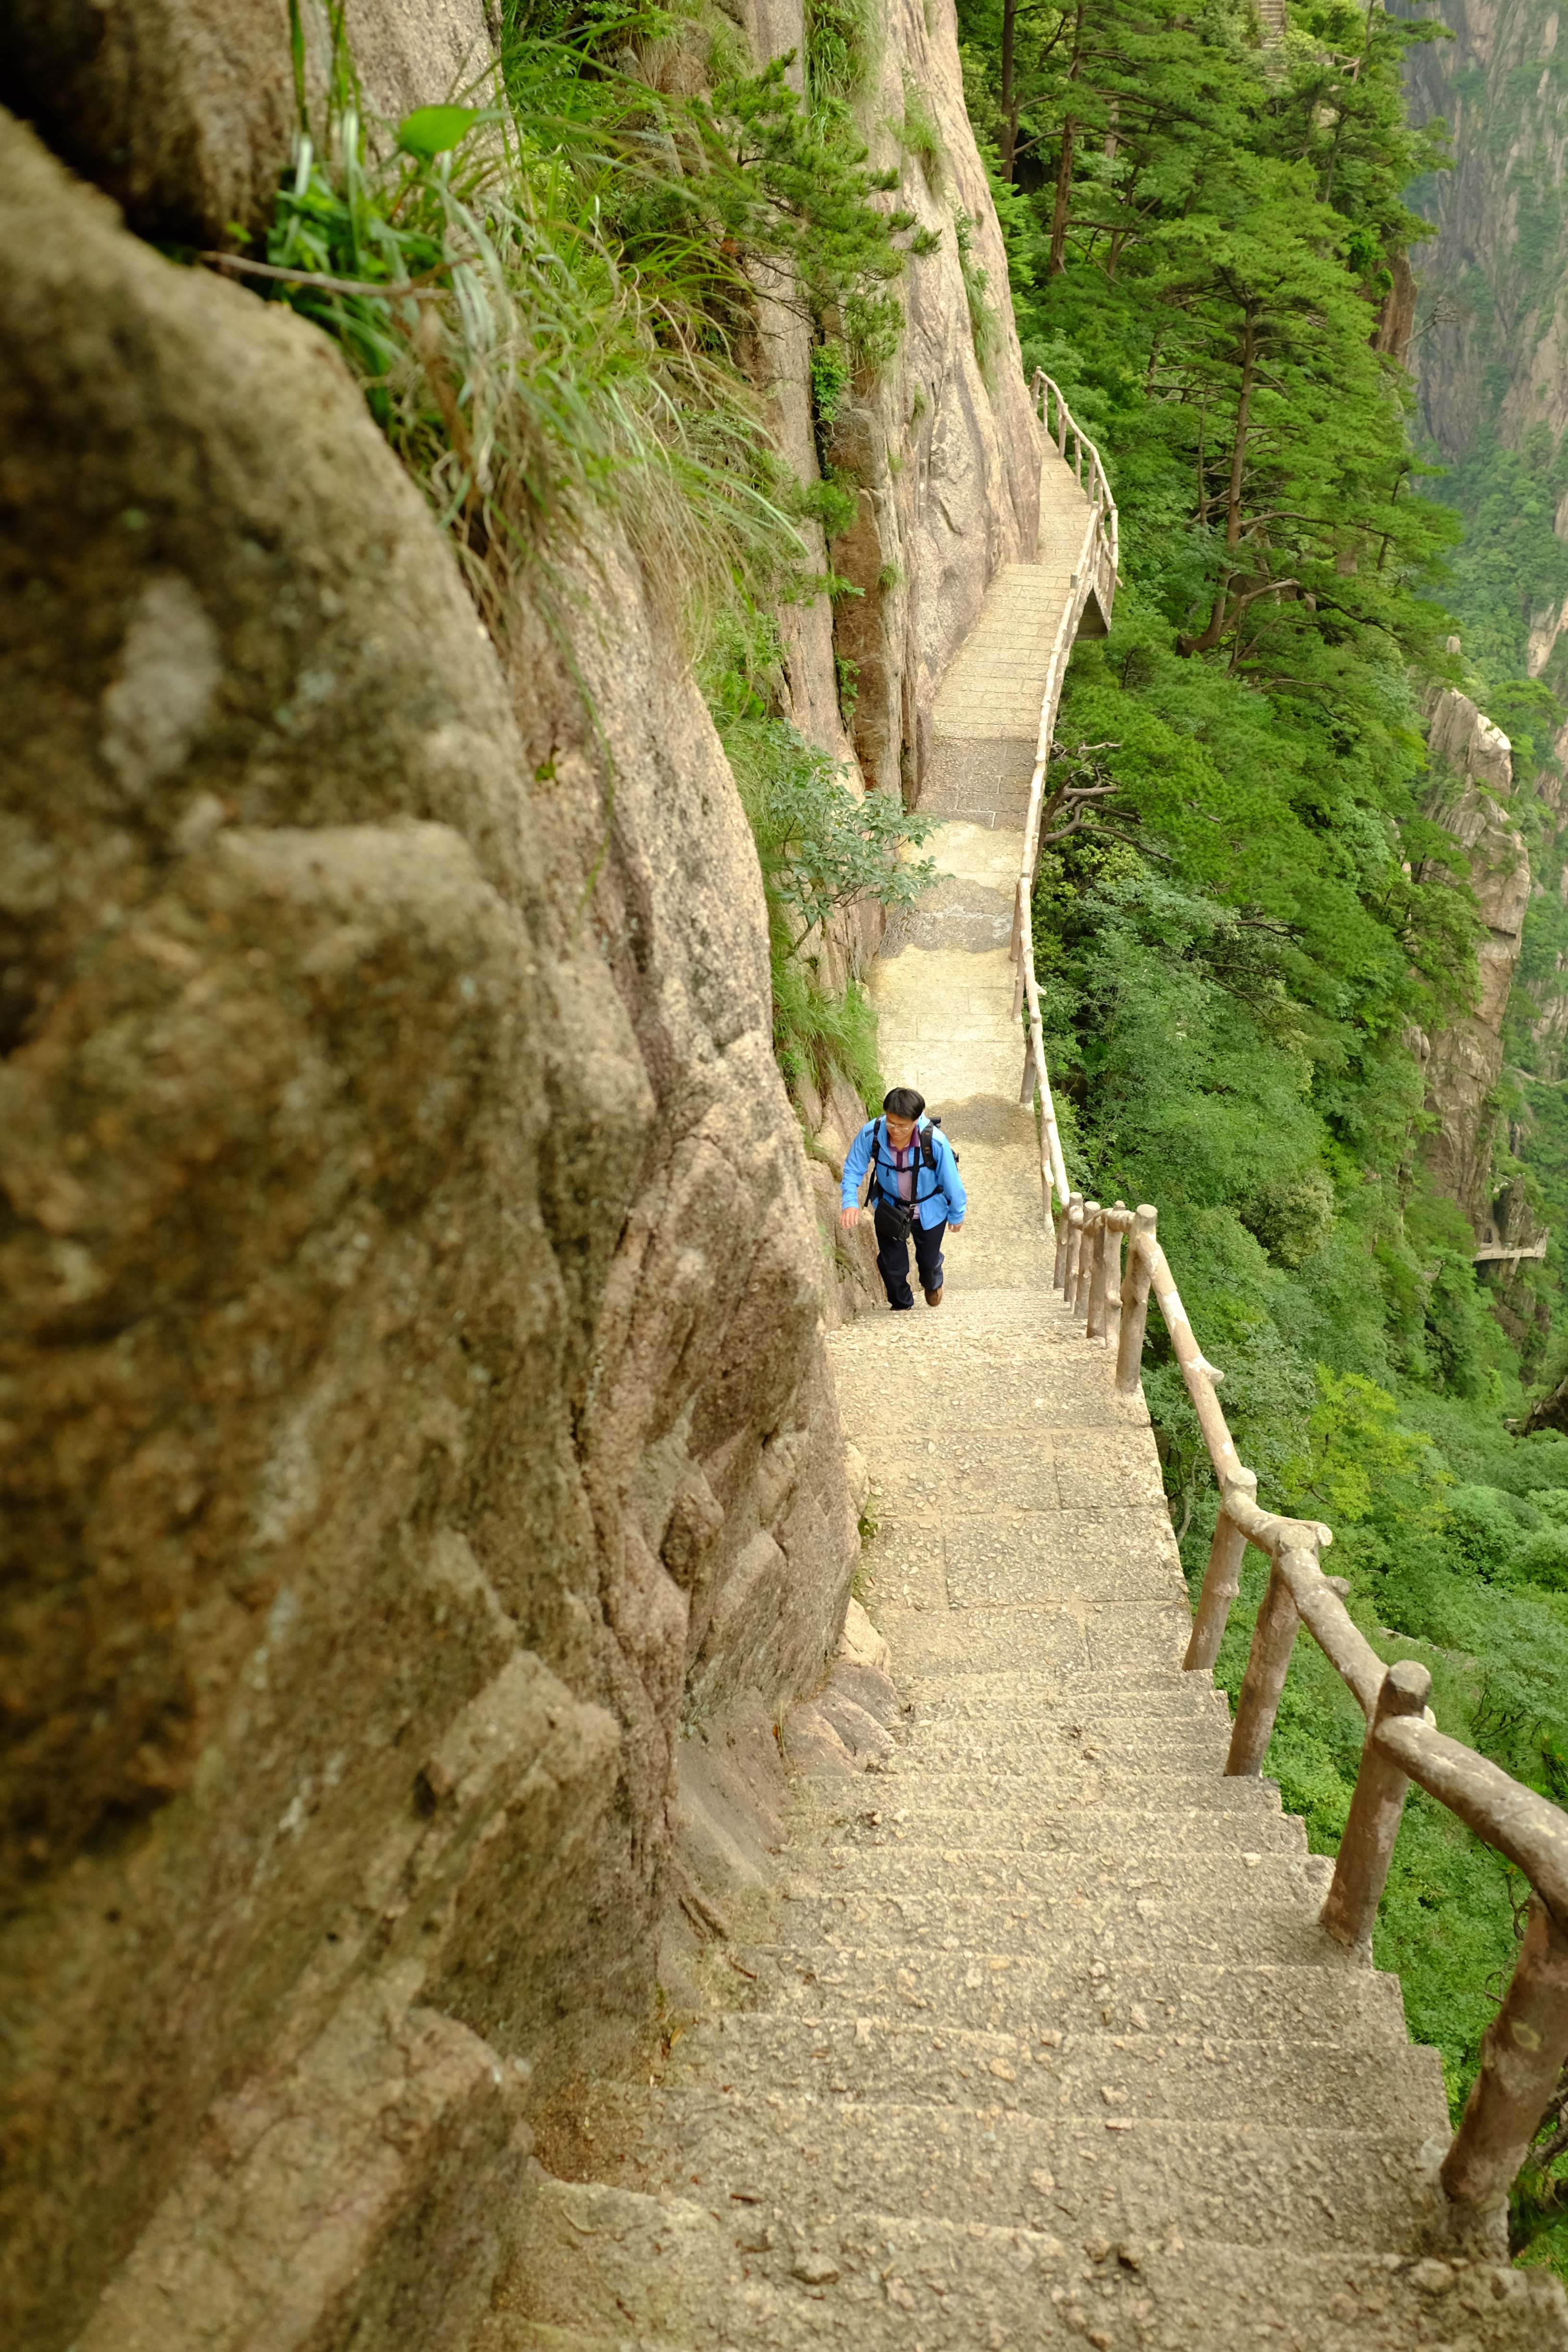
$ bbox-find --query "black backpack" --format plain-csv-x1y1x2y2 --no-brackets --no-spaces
861,1116,958,1214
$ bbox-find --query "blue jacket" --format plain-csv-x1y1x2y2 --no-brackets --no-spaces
842,1116,966,1229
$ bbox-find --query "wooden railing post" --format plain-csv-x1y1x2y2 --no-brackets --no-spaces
1085,1205,1109,1336
1320,1660,1433,1950
1102,1204,1127,1355
1115,1206,1156,1394
1183,1468,1259,1672
1441,1894,1568,2216
1063,1193,1085,1303
1225,1543,1308,1776
1075,1202,1101,1318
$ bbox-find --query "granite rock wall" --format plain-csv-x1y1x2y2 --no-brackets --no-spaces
0,108,853,2352
1418,689,1531,1229
0,0,1040,2341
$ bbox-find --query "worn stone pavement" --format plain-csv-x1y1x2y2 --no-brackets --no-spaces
481,450,1568,2351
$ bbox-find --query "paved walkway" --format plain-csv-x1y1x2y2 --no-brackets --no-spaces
870,438,1092,1293
483,450,1568,2352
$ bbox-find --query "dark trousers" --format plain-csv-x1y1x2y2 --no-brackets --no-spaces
874,1204,946,1310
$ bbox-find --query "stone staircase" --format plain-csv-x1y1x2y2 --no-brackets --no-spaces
480,451,1568,2350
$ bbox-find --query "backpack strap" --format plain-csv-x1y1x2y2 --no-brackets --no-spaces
865,1118,940,1213
861,1119,884,1207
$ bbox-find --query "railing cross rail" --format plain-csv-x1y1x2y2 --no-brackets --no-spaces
1009,371,1568,2237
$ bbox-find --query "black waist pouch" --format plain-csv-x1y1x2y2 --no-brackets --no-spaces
876,1191,918,1240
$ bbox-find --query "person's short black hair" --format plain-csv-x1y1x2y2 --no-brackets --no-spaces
883,1087,925,1121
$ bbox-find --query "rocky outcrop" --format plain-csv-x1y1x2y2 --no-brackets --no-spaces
0,0,1045,2338
735,0,1038,807
0,0,494,245
1419,690,1531,1229
1402,0,1568,462
0,110,859,2352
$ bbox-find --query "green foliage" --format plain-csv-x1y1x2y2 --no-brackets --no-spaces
961,0,1568,2259
792,469,859,538
254,15,925,641
900,74,946,191
771,959,885,1104
704,611,928,1102
811,338,854,431
264,108,791,638
1428,427,1568,760
954,211,999,385
394,103,483,159
722,705,939,951
805,0,881,108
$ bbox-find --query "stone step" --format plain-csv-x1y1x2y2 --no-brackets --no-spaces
720,2233,1568,2352
825,1801,1307,1856
900,1718,1232,1767
879,1604,1194,1678
479,2330,623,2352
874,1758,1278,1809
742,1942,1409,2048
907,1676,1229,1723
777,1889,1347,1969
794,1845,1328,1911
484,2221,1568,2352
667,2014,1446,2136
643,2091,1456,2254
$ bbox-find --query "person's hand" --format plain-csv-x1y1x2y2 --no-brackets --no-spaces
840,1205,860,1231
949,1218,964,1232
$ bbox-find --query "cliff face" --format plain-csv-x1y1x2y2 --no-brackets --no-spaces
1419,690,1531,1227
0,3,1038,2346
1401,0,1568,461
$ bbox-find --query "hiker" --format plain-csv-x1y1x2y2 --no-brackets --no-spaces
839,1087,967,1311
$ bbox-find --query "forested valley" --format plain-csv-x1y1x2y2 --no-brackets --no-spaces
953,0,1568,2265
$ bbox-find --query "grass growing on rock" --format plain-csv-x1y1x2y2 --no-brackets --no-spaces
243,7,931,1109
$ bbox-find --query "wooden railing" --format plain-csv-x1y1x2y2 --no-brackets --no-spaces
1010,374,1120,1226
1049,1197,1568,2227
1008,383,1568,2224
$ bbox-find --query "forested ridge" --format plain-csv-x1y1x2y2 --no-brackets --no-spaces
955,0,1568,2264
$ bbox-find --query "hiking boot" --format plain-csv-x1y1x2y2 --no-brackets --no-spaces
923,1286,943,1307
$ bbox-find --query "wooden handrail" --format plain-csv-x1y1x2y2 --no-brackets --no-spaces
1004,382,1568,2217
1013,373,1120,1240
1044,1194,1568,2228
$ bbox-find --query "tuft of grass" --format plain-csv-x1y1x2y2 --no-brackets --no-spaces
262,115,788,652
792,469,859,539
246,24,927,650
900,74,945,191
771,960,885,1104
954,211,1000,388
805,0,881,109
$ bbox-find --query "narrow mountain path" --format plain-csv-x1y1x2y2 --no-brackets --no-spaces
871,438,1092,1290
484,449,1568,2352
